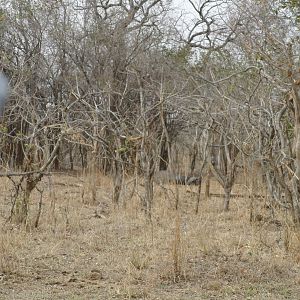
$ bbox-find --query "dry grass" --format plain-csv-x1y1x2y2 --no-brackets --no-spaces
0,172,300,299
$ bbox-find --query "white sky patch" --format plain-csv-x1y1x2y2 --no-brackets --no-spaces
170,0,235,52
172,0,198,28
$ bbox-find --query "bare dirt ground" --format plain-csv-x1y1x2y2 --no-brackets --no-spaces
0,173,300,299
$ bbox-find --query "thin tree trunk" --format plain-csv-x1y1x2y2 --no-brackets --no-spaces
112,159,123,206
69,144,74,171
204,170,211,200
190,142,198,175
195,179,202,214
224,186,231,211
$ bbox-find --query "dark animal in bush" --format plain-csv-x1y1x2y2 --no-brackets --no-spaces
175,175,201,185
186,176,201,185
154,171,201,186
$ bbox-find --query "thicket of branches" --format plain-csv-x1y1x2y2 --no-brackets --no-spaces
1,0,300,225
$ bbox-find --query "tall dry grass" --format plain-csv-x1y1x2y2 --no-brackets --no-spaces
0,170,300,299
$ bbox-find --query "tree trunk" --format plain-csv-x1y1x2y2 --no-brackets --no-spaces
159,140,169,171
79,145,87,170
195,179,202,214
292,121,300,222
224,186,231,211
190,143,198,175
112,159,123,206
69,144,74,171
204,170,211,200
144,175,154,219
14,175,42,225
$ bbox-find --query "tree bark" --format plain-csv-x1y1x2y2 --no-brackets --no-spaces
224,186,231,211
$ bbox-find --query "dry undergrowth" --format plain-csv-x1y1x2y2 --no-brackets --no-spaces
0,172,300,299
